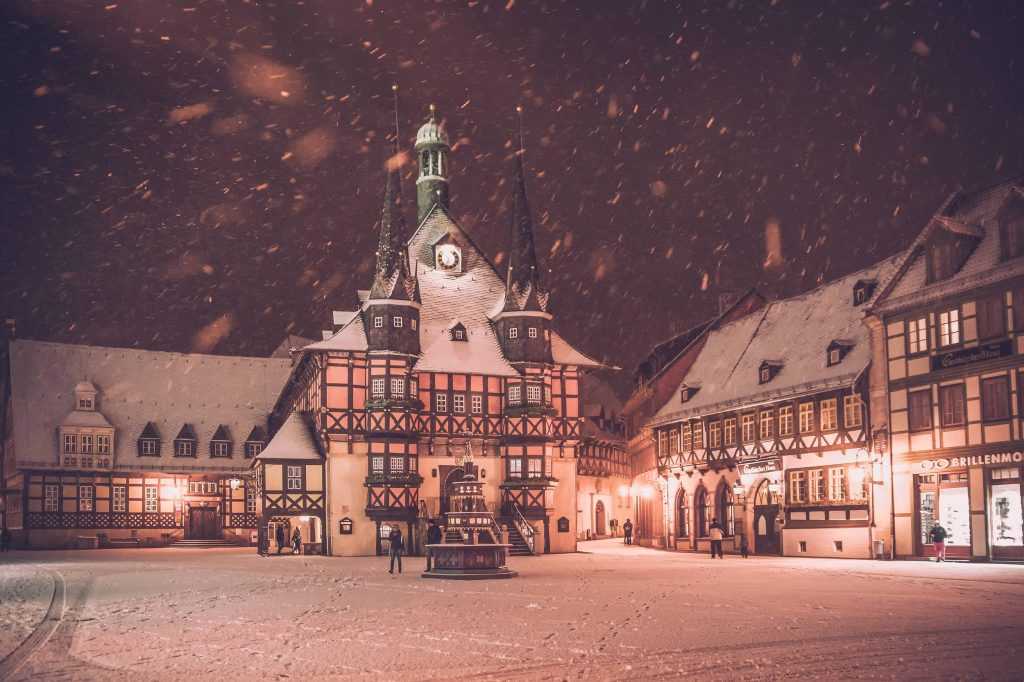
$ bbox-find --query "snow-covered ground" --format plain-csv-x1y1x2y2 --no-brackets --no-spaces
2,540,1023,680
0,563,54,661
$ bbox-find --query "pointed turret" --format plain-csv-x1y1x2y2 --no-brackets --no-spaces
493,151,552,364
364,166,421,356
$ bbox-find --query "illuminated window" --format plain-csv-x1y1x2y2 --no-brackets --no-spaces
390,377,405,398
411,318,417,330
692,422,704,449
144,486,158,513
526,384,542,404
245,486,256,514
759,367,770,384
286,465,303,490
681,423,692,451
741,414,755,442
371,456,384,474
808,469,825,502
508,457,523,479
508,384,522,405
820,399,837,431
453,394,466,413
844,395,863,428
789,471,806,504
759,410,774,439
708,421,722,448
667,428,678,455
471,395,483,414
528,457,543,478
371,377,386,400
390,456,404,474
435,393,448,412
528,327,538,338
112,486,126,513
799,402,815,433
908,317,928,354
80,434,93,454
828,467,846,501
938,309,960,347
44,484,59,512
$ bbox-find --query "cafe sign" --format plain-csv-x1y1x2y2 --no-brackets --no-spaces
738,459,780,475
917,450,1023,472
930,340,1012,372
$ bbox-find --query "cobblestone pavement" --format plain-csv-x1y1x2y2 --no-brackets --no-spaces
1,540,1022,680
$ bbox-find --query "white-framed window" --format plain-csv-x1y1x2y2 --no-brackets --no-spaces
528,327,538,338
526,384,542,404
144,486,158,512
245,442,263,458
708,421,722,448
80,434,93,454
435,393,448,412
63,433,77,454
141,439,158,456
508,384,522,405
77,483,94,509
245,486,256,514
44,484,59,512
723,418,736,445
393,316,403,328
96,434,111,455
691,422,704,449
453,394,466,413
211,441,230,457
799,402,815,433
371,456,385,474
508,327,519,339
788,471,806,504
667,428,679,454
371,377,386,400
175,440,194,457
390,377,405,398
508,457,523,479
79,398,93,409
820,398,838,431
681,423,692,451
411,318,417,330
286,465,303,490
829,467,846,501
939,309,960,347
828,348,841,366
760,410,774,439
658,430,668,457
844,395,863,428
389,456,404,474
908,317,928,354
471,395,483,414
374,316,384,328
741,414,755,442
527,457,543,477
779,405,794,435
453,328,465,340
809,469,826,502
112,486,126,513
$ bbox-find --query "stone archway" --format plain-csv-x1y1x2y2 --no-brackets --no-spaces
753,480,780,555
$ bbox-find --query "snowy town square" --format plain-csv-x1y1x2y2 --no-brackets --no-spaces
1,541,1023,680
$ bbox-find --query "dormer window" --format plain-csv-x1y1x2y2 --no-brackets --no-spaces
210,425,232,458
174,424,198,458
450,322,467,341
925,218,983,283
679,384,700,403
79,398,93,409
853,279,877,306
758,361,783,384
997,187,1024,261
827,340,854,367
138,422,161,457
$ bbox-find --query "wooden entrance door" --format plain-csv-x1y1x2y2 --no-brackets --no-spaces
439,467,465,516
594,500,606,536
188,507,220,539
754,505,780,555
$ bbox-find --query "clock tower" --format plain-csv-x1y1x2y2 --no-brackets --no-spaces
415,106,450,225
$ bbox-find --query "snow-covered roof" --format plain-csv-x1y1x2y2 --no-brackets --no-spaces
269,334,315,358
9,340,292,473
874,177,1024,314
332,310,358,327
652,254,903,425
254,412,323,462
551,331,603,368
61,410,113,429
304,315,369,352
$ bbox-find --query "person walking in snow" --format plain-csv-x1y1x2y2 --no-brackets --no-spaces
275,523,286,555
622,519,633,545
291,527,302,555
425,519,442,571
709,518,725,558
928,523,949,562
388,527,404,574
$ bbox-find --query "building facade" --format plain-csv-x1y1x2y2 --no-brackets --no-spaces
1,340,290,548
868,178,1024,561
575,374,631,540
252,112,603,557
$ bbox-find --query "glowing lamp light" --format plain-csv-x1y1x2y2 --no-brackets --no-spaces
767,482,782,495
849,466,868,496
618,485,630,497
641,485,654,500
732,483,746,497
299,515,310,522
229,478,242,490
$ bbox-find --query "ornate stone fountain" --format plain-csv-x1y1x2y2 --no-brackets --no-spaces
422,456,517,580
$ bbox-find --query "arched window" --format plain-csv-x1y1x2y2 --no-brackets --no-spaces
754,480,776,507
676,489,689,538
694,486,709,538
421,151,430,177
716,483,735,536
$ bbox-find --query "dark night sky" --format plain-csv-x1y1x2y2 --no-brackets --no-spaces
2,1,1023,393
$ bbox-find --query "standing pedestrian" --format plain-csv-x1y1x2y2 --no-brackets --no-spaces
739,533,749,558
622,519,633,545
257,523,268,557
928,523,949,562
425,519,442,571
709,518,724,558
291,526,302,555
0,527,11,552
275,523,286,556
388,526,404,574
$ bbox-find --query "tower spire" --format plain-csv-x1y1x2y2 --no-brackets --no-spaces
369,164,418,303
415,104,451,224
391,84,400,154
502,109,548,315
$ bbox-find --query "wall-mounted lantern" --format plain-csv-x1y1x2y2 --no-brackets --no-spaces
767,482,782,496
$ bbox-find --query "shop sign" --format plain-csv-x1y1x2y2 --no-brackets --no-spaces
917,450,1023,472
930,340,1012,372
738,460,780,475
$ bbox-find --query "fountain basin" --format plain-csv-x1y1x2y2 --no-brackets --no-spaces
421,543,518,580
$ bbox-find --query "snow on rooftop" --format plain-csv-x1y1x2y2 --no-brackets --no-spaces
305,315,369,352
254,412,322,462
653,254,902,424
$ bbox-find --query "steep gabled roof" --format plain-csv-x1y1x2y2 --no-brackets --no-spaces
175,423,198,441
254,412,323,462
139,421,161,440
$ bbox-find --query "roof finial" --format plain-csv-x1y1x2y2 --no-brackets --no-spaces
391,84,400,154
429,103,436,123
515,104,525,157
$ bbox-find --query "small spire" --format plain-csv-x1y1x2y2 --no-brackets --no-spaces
429,103,436,123
516,104,525,157
391,84,400,154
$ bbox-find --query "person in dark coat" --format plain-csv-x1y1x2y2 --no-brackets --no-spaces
928,523,949,562
388,527,404,574
291,527,302,555
275,523,286,555
739,533,750,559
622,519,633,545
0,527,11,552
425,519,442,571
709,518,725,558
257,524,268,557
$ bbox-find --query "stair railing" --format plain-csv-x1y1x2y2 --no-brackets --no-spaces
511,502,537,555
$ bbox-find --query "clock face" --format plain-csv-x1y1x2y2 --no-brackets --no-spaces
437,245,461,271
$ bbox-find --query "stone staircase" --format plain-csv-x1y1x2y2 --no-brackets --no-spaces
170,538,237,549
500,520,534,556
